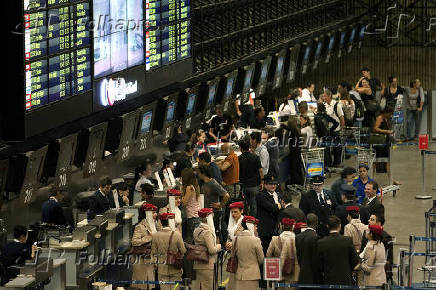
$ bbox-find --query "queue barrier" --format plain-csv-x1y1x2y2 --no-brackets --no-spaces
272,282,436,290
98,279,186,285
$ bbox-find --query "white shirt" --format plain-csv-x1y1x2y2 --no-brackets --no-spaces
112,190,120,209
268,191,279,205
301,126,313,147
135,175,154,192
254,145,269,175
299,88,316,103
324,99,344,132
301,227,316,233
278,100,299,116
368,196,376,204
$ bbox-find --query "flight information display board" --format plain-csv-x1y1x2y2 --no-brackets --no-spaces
24,0,92,111
145,0,191,71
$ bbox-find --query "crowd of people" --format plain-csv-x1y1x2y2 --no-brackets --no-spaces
2,66,426,289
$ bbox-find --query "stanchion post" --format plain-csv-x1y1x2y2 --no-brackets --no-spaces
399,249,404,286
422,150,425,194
183,278,190,290
408,235,415,287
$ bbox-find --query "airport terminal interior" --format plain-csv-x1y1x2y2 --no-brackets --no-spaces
1,0,436,289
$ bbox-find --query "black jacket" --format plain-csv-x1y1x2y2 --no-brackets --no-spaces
256,190,280,237
299,189,336,237
330,178,345,205
87,190,112,220
363,197,385,220
334,201,370,232
41,199,67,225
317,232,360,285
296,229,320,284
277,205,306,224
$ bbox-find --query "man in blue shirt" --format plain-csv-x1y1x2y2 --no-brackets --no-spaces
352,163,376,204
198,151,223,184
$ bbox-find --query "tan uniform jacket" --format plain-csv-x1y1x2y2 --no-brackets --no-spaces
280,235,300,282
151,227,186,276
267,236,285,258
193,223,221,270
344,219,368,252
360,241,386,286
235,230,264,280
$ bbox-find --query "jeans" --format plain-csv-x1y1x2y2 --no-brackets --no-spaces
225,184,241,199
407,109,421,139
242,186,260,217
185,217,200,243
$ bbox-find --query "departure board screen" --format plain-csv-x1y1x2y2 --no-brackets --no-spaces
24,0,92,111
145,0,191,70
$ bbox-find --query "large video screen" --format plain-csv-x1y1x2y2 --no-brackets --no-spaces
166,100,175,122
224,76,235,99
327,35,335,52
140,110,153,134
315,41,323,58
186,93,196,115
24,1,92,111
349,28,357,43
243,67,254,89
93,0,144,78
208,83,217,106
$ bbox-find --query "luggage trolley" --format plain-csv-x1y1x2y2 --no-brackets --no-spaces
301,148,325,187
356,147,376,178
343,127,362,156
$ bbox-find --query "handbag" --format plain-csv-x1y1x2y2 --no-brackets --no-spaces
166,231,184,269
365,99,379,113
282,238,296,275
130,242,152,257
226,237,238,273
185,229,209,263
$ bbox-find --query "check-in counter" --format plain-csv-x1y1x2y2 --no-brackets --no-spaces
49,241,90,288
45,258,66,290
3,277,35,289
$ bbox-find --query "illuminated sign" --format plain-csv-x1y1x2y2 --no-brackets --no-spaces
98,77,138,107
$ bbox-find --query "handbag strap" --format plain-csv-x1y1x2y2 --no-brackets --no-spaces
167,231,175,254
231,237,238,258
277,236,283,252
351,223,363,246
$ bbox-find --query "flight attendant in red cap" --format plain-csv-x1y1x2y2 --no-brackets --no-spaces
357,224,386,286
131,203,158,289
158,189,182,233
279,218,300,290
191,208,222,290
267,218,295,258
226,201,245,290
151,213,186,290
234,216,264,290
344,206,367,253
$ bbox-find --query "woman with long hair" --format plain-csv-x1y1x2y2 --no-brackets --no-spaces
404,79,425,141
338,87,355,127
358,225,386,286
181,168,201,243
381,76,403,110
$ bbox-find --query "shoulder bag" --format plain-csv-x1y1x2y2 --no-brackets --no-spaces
226,237,238,273
166,231,184,269
185,230,209,263
130,242,152,257
282,238,296,275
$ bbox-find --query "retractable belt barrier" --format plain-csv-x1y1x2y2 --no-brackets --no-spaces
412,236,436,242
98,279,184,285
273,283,435,290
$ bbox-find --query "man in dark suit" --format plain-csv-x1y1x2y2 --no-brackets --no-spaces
256,175,281,253
87,176,113,220
317,216,360,285
41,188,67,225
299,176,336,237
334,184,370,232
296,213,320,285
363,180,385,220
1,226,37,281
278,190,306,223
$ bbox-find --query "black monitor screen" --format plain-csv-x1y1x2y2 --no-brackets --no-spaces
339,31,346,46
166,100,175,122
328,35,335,51
224,77,234,98
349,28,357,43
244,68,253,89
186,93,196,115
303,46,311,62
140,111,153,134
208,83,217,105
259,61,269,83
315,41,323,58
276,56,284,74
359,26,366,40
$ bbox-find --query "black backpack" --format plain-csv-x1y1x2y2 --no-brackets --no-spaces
314,114,330,138
350,94,365,121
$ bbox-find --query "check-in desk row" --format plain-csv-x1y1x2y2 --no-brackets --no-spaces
2,209,136,290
